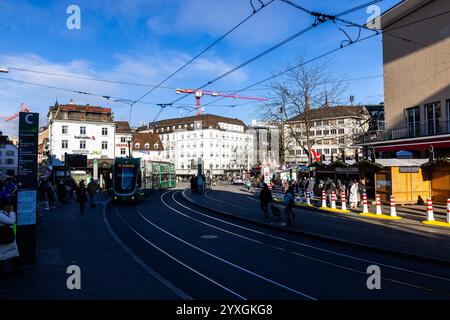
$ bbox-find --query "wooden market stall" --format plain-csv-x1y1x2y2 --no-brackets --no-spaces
374,159,430,204
421,158,450,204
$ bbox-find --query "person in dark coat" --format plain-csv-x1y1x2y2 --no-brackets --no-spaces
259,183,272,218
77,181,88,215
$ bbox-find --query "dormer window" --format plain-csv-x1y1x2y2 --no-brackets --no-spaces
154,143,159,149
145,143,150,149
135,143,140,149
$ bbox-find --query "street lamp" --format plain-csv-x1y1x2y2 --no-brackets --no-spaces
127,136,132,158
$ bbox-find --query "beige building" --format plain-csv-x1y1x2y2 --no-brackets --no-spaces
363,0,450,156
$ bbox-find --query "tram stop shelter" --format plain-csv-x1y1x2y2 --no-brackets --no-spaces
421,157,450,204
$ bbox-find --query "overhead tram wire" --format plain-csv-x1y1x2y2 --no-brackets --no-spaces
128,0,276,123
0,77,256,109
6,67,177,90
204,1,450,109
165,0,385,118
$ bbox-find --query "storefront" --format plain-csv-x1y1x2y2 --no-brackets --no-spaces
421,158,450,203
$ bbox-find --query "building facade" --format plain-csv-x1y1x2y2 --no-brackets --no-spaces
361,0,450,157
0,133,18,176
247,120,281,169
47,103,116,164
284,105,371,164
114,121,133,158
131,132,164,161
138,114,254,177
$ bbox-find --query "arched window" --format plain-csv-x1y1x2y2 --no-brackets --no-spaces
154,143,159,149
145,143,150,149
135,143,140,149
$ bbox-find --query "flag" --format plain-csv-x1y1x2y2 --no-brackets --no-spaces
310,149,321,162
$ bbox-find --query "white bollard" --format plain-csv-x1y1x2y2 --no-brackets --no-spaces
321,191,327,207
306,191,311,205
362,193,369,214
341,192,347,211
331,191,336,209
426,197,434,221
447,198,450,224
375,194,382,215
390,195,397,217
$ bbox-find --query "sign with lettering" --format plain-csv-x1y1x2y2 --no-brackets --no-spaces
399,166,419,173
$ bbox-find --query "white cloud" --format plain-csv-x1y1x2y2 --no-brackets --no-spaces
0,50,248,136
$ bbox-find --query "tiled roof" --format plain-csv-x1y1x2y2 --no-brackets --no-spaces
115,121,132,133
287,105,369,122
132,133,164,151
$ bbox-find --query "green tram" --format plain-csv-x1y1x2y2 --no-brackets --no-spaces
112,157,176,202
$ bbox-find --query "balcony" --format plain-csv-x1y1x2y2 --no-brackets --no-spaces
356,121,450,144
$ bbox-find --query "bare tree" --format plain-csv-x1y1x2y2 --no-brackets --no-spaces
261,58,347,166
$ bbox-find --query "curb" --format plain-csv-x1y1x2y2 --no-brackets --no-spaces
181,189,450,267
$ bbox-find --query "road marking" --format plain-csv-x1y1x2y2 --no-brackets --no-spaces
201,235,218,239
181,190,450,283
102,203,193,300
140,194,316,300
116,210,247,300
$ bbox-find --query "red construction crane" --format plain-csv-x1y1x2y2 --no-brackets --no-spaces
5,102,31,121
175,88,269,116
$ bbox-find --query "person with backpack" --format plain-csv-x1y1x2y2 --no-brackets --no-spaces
260,183,272,218
0,201,20,276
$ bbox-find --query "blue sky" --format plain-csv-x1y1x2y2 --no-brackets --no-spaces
0,0,400,136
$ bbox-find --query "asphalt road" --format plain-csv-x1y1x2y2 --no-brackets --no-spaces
105,187,450,300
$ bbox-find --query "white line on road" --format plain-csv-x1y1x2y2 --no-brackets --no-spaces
116,209,247,300
102,203,193,300
139,193,317,300
181,190,450,283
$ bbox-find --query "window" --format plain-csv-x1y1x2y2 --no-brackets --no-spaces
62,140,68,149
6,159,14,165
323,120,329,125
5,151,14,157
154,143,159,149
425,102,441,135
338,129,344,134
316,130,322,135
331,129,337,135
62,125,68,134
102,128,108,136
120,137,125,143
145,143,150,149
338,138,345,144
80,126,86,135
120,148,126,155
331,148,338,154
405,106,420,137
324,149,330,154
339,148,345,154
338,119,345,124
80,140,86,149
323,130,330,135
102,141,108,150
315,121,321,126
296,150,301,155
135,143,140,149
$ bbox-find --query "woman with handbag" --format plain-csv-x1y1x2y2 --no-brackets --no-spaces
0,202,20,276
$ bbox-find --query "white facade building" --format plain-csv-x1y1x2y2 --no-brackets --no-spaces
114,121,132,158
47,103,116,163
0,134,18,176
138,114,254,177
284,105,371,164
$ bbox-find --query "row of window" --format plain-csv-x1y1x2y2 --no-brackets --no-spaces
0,158,15,165
162,133,250,141
0,151,15,156
294,148,345,156
179,163,245,169
61,126,109,136
309,128,345,136
61,140,109,150
405,100,450,136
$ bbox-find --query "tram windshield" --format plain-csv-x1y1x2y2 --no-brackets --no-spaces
114,163,138,193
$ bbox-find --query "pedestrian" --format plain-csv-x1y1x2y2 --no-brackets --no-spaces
308,177,315,199
284,185,295,224
77,181,88,215
260,183,272,218
324,177,336,206
46,181,56,209
57,178,66,204
0,201,21,277
349,179,359,208
87,179,98,208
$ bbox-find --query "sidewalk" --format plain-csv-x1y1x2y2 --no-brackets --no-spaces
182,186,450,264
1,194,178,299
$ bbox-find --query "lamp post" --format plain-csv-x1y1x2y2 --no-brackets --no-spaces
127,136,132,158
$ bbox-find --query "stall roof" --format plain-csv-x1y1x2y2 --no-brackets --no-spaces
375,158,428,167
